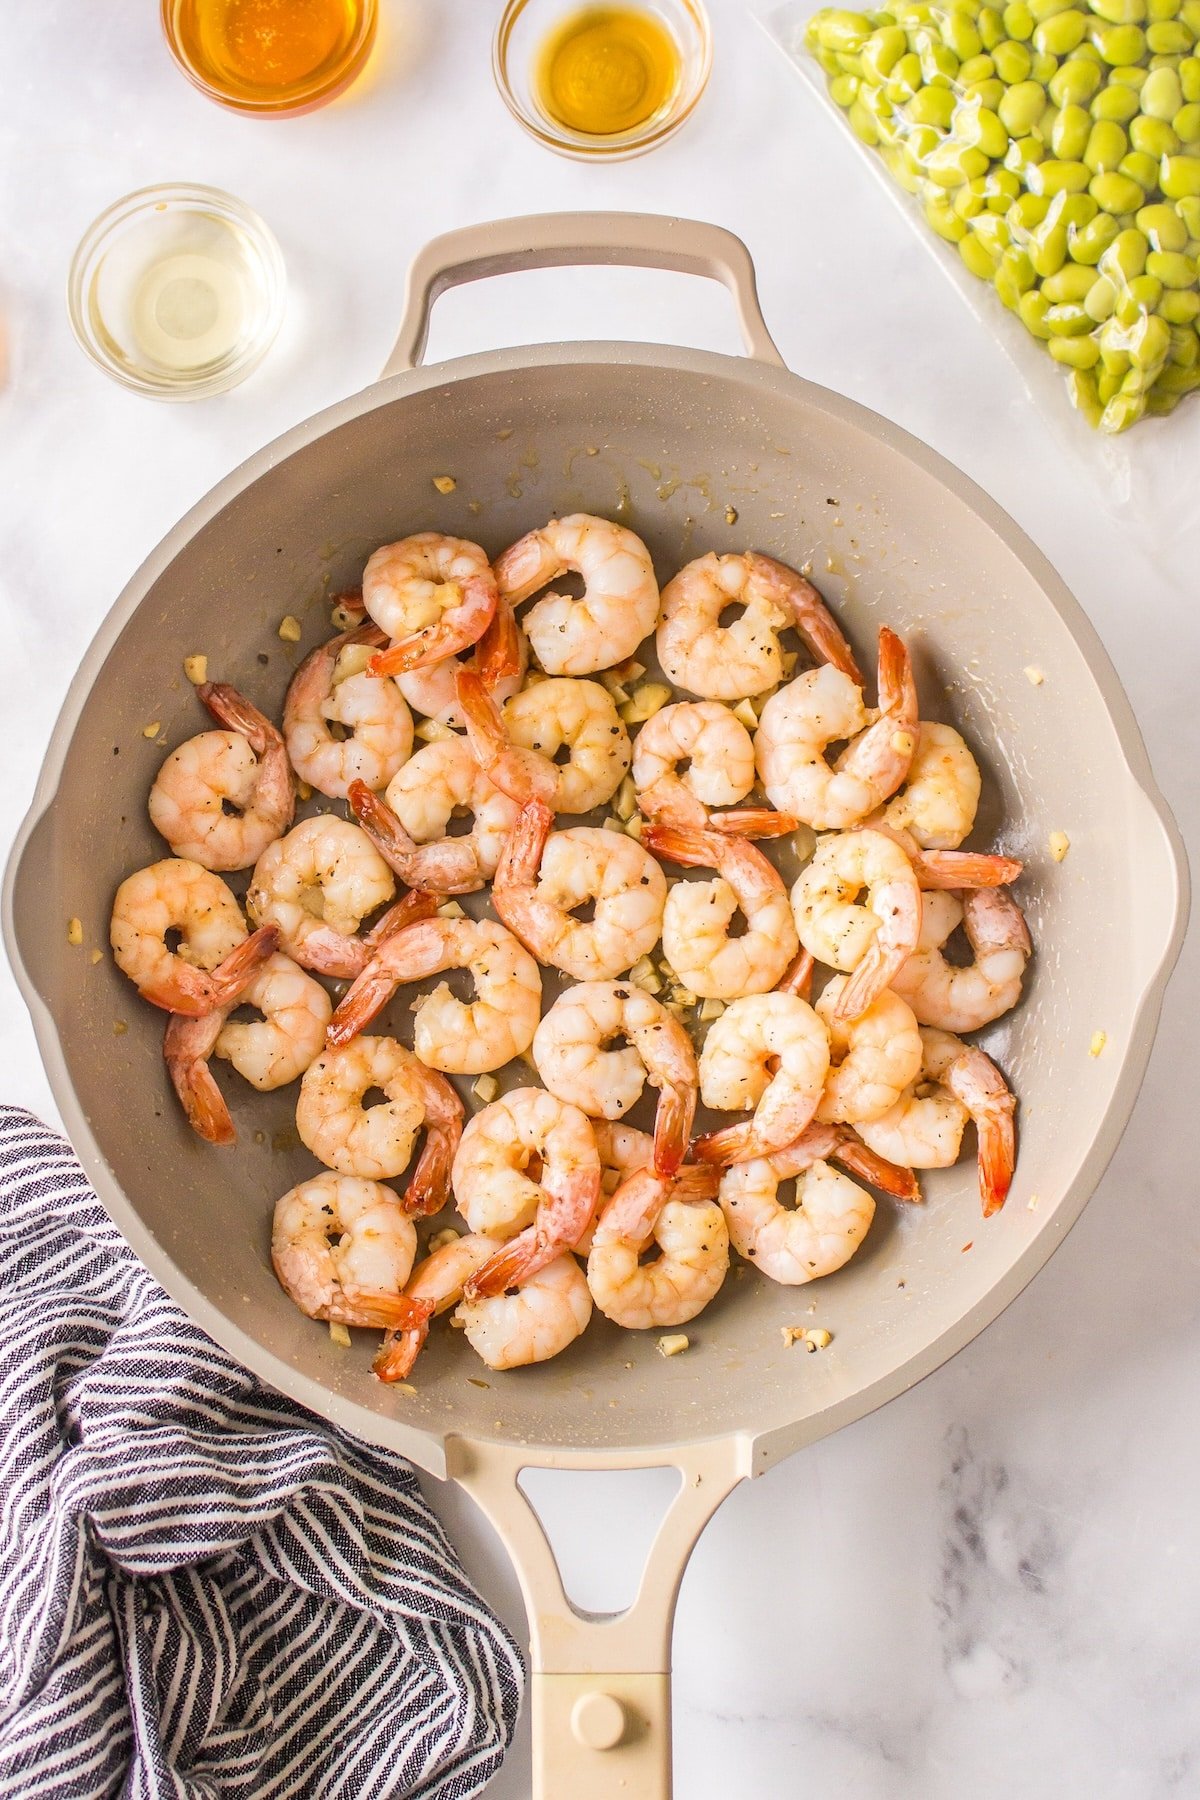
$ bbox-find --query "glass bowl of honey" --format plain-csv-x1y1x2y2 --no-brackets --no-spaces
493,1,711,160
67,184,286,400
161,0,377,117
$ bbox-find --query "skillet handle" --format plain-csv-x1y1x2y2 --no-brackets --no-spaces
380,212,785,376
446,1433,752,1799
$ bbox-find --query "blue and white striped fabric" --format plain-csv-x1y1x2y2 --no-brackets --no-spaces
0,1107,524,1799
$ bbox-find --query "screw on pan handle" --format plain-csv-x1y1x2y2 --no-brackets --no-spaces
380,211,786,376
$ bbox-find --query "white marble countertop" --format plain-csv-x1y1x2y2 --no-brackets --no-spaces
2,4,1197,1794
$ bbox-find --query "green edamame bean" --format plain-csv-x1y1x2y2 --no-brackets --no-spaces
1030,48,1059,78
1049,333,1103,365
984,166,1023,204
972,211,1013,252
1052,101,1093,155
1085,118,1129,168
924,140,990,184
962,76,1007,106
908,84,957,123
1140,64,1184,118
1108,63,1148,88
1049,57,1104,104
1042,261,1102,299
1167,322,1200,363
849,99,882,142
1174,100,1200,139
1127,309,1172,364
1100,389,1147,430
1008,192,1053,236
1055,190,1100,224
1091,168,1148,209
886,51,923,99
954,178,989,217
882,141,923,191
1175,193,1200,230
1090,81,1141,120
917,32,961,81
1018,288,1054,333
959,52,998,81
1070,211,1122,258
1002,0,1034,33
1147,246,1198,282
1161,152,1200,193
902,121,941,166
818,9,875,51
941,11,984,58
1067,366,1104,423
1130,113,1180,154
978,5,1006,46
1030,217,1070,271
1161,285,1200,317
1137,200,1190,247
1147,19,1195,52
1004,133,1048,172
1085,271,1120,317
999,77,1047,129
1090,21,1148,61
1028,0,1073,17
1115,272,1165,321
1034,7,1087,54
954,100,1010,153
925,191,971,239
1180,55,1200,98
861,24,909,79
831,72,861,105
1101,225,1151,276
1045,299,1096,333
1120,150,1161,187
994,244,1038,302
1030,157,1093,193
993,37,1033,78
1088,0,1145,22
959,231,1001,275
1182,0,1200,29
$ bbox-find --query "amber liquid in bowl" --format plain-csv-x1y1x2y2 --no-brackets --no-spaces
533,6,682,136
164,0,376,115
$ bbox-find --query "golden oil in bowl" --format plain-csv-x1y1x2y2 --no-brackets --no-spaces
162,0,377,116
534,6,681,137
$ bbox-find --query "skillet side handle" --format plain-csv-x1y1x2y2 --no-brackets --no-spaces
446,1434,752,1800
380,212,785,376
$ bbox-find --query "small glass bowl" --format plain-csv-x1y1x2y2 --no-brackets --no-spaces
67,184,286,401
161,0,377,117
493,0,712,161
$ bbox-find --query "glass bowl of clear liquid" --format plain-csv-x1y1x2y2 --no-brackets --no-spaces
67,184,286,400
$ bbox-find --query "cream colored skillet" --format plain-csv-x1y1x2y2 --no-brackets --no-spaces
3,216,1189,1795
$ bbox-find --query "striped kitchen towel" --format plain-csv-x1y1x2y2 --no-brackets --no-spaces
0,1106,524,1799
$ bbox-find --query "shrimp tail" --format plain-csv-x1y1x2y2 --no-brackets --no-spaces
832,943,896,1023
876,626,917,724
915,850,1024,890
403,1129,457,1218
642,822,720,870
670,1162,721,1202
474,597,522,685
495,796,555,891
691,1120,760,1167
777,948,815,1000
369,573,497,677
651,1082,695,1179
197,682,281,756
210,924,279,1004
365,887,440,950
457,669,556,805
326,960,400,1048
165,1040,236,1146
977,1106,1016,1216
331,589,366,622
709,807,799,839
349,780,422,880
833,1133,922,1202
463,1232,537,1302
747,553,863,684
372,1297,436,1381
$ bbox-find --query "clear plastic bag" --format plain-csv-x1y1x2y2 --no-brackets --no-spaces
760,0,1200,554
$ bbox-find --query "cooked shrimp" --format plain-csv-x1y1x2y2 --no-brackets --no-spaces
532,979,699,1176
791,828,921,1021
296,1036,462,1210
283,623,413,800
272,1174,419,1336
656,551,860,701
148,682,294,871
632,699,793,836
890,888,1031,1032
373,1231,501,1381
581,1124,721,1252
352,746,518,894
214,951,332,1090
691,992,830,1164
719,1142,875,1284
493,799,667,982
247,817,398,978
587,1169,729,1330
455,1089,601,1298
457,671,632,814
870,721,981,850
364,533,498,675
755,627,918,829
644,825,798,999
111,858,248,1015
458,1255,594,1370
396,598,528,728
853,1024,970,1171
162,926,279,1144
814,975,924,1124
326,916,542,1074
494,513,659,676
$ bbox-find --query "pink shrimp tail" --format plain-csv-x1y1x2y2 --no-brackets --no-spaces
197,682,281,755
474,598,522,686
403,1129,458,1218
457,669,556,805
326,959,401,1047
210,925,279,1003
366,888,440,949
832,946,892,1023
747,553,863,685
670,1163,721,1203
372,1297,436,1382
349,780,421,875
709,807,799,840
876,626,917,721
369,572,498,677
915,850,1024,891
462,1232,538,1302
778,948,815,1000
166,1051,236,1146
642,822,720,870
833,1133,922,1202
495,796,554,892
652,1083,695,1179
978,1105,1016,1216
691,1120,760,1167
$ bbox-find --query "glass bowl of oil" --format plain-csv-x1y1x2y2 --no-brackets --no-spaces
161,0,376,117
67,184,286,400
493,0,711,160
